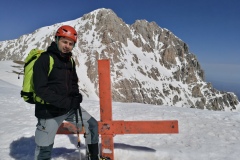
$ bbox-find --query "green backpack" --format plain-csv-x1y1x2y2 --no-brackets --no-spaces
20,49,54,104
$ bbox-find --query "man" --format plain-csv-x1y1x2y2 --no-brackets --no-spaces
33,25,99,160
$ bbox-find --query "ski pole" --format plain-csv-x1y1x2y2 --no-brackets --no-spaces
78,104,89,159
78,104,86,137
75,108,82,160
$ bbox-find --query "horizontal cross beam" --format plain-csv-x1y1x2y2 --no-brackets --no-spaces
57,120,178,134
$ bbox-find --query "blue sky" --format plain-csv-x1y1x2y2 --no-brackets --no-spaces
1,0,239,93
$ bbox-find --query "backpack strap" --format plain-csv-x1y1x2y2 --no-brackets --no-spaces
48,55,54,75
70,57,74,69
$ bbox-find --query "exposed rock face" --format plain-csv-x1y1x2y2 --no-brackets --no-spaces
0,8,239,111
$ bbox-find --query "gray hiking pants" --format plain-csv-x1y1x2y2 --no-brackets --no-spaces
34,108,98,160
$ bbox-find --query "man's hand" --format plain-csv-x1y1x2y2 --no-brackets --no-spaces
71,93,83,110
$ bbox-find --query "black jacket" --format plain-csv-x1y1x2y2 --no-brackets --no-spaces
33,42,79,118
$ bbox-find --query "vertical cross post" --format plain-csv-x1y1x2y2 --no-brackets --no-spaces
98,59,114,158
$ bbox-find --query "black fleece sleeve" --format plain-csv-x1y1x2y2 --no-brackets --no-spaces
33,53,71,108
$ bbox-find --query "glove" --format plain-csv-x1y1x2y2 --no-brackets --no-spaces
76,93,83,103
70,93,83,110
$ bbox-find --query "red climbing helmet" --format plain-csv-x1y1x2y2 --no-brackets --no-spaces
55,25,77,42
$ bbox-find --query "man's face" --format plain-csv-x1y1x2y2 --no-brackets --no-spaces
57,37,75,53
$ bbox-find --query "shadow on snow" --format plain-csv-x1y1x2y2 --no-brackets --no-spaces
9,136,155,160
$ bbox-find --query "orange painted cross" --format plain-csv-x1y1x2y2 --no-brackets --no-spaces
57,59,179,160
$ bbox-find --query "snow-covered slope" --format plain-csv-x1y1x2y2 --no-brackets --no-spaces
1,60,240,160
0,8,239,111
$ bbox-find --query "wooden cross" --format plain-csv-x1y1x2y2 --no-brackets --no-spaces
57,59,179,160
